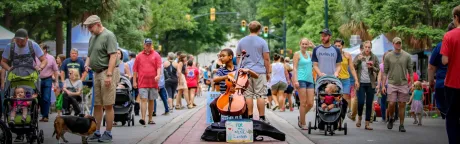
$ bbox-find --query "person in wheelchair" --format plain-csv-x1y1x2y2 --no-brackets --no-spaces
62,69,83,116
8,87,37,126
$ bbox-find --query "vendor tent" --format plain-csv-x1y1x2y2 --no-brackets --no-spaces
0,26,15,51
343,34,395,62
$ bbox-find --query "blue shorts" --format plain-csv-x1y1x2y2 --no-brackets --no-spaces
340,78,351,94
298,81,314,89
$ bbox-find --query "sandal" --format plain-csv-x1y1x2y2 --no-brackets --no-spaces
148,121,156,125
175,105,183,110
413,120,418,125
139,119,146,125
297,116,308,130
365,125,373,130
356,117,362,128
272,105,279,111
187,104,193,109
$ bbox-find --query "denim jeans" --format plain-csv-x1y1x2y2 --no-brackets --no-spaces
154,87,169,113
40,77,53,118
358,83,375,121
435,88,447,116
380,92,387,121
445,86,460,144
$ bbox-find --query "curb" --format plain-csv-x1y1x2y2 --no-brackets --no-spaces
266,110,315,144
137,101,206,144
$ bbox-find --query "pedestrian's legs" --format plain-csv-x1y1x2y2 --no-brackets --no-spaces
380,93,387,121
153,99,156,114
188,88,196,108
94,105,103,131
183,88,190,108
148,100,154,122
398,102,406,125
176,89,183,108
445,86,460,144
210,96,220,122
272,90,280,109
357,84,366,124
286,93,293,110
257,97,266,118
435,88,447,117
350,96,358,119
40,78,52,119
104,105,114,131
365,85,375,123
277,91,285,111
394,103,399,120
159,87,169,113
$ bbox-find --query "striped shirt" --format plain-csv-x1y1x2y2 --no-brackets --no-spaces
216,65,237,94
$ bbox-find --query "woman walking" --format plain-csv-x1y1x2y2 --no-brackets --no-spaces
117,49,131,78
282,57,295,111
269,54,291,111
293,38,315,130
164,52,178,111
353,41,380,130
176,54,189,109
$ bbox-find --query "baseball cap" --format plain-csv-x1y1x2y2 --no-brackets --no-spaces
144,38,153,44
14,28,28,39
393,37,402,43
319,28,332,36
83,15,101,25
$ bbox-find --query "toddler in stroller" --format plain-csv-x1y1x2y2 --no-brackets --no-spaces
320,84,340,111
8,87,37,126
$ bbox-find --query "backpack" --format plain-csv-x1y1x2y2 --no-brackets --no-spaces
8,41,36,66
164,61,178,83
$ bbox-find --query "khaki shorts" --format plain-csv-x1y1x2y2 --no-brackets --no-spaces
94,68,120,106
139,88,159,100
271,81,288,92
244,74,267,99
387,84,410,102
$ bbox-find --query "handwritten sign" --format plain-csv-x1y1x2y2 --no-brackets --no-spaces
206,92,222,124
226,119,253,143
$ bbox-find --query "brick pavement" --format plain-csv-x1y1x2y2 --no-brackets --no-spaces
163,107,288,144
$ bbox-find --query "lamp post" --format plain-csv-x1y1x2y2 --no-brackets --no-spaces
283,0,287,57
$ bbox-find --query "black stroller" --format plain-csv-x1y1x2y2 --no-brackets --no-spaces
2,65,44,143
103,76,135,126
308,76,347,136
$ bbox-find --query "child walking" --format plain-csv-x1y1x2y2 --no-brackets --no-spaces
410,81,424,126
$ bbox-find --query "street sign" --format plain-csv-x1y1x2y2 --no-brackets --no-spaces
226,119,253,143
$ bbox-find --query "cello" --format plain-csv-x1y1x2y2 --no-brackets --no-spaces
216,50,249,116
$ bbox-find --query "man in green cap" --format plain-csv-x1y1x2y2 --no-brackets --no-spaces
83,15,120,142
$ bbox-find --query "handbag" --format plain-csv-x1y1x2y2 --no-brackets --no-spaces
55,93,64,110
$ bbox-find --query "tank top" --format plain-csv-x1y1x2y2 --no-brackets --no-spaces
269,62,287,86
118,62,125,76
297,51,314,83
338,53,350,79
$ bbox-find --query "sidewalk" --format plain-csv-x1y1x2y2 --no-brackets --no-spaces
164,108,287,144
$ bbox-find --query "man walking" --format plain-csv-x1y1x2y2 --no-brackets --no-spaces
236,21,270,123
440,5,460,144
312,28,342,77
382,37,413,132
84,15,120,142
133,38,162,125
38,44,59,120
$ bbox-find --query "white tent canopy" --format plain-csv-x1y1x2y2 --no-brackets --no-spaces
0,26,15,51
343,34,395,62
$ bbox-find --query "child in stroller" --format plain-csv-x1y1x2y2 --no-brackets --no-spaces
8,87,38,126
320,84,340,111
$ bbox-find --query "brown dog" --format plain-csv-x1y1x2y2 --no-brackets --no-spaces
53,115,97,144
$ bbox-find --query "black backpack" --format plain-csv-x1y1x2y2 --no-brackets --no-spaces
164,61,178,83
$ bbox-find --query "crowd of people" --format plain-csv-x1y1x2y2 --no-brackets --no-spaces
0,5,458,143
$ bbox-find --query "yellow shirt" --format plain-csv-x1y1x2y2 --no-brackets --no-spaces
338,53,350,79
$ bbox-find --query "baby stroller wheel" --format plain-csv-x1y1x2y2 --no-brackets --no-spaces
122,121,126,126
344,123,347,135
308,122,311,134
324,127,327,136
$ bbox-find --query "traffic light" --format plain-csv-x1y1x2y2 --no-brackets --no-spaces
210,8,216,21
158,45,162,51
280,49,284,54
241,20,247,32
186,14,191,21
263,26,269,38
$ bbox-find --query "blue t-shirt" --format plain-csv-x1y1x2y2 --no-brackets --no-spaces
236,36,269,74
61,58,86,79
429,42,447,89
204,71,209,79
311,45,342,76
413,89,423,101
216,65,237,94
2,41,44,60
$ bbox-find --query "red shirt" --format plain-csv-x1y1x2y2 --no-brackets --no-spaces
186,66,199,88
133,50,161,88
441,28,460,89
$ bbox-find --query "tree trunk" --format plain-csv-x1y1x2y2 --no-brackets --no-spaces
56,17,64,55
423,0,433,26
3,8,12,29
